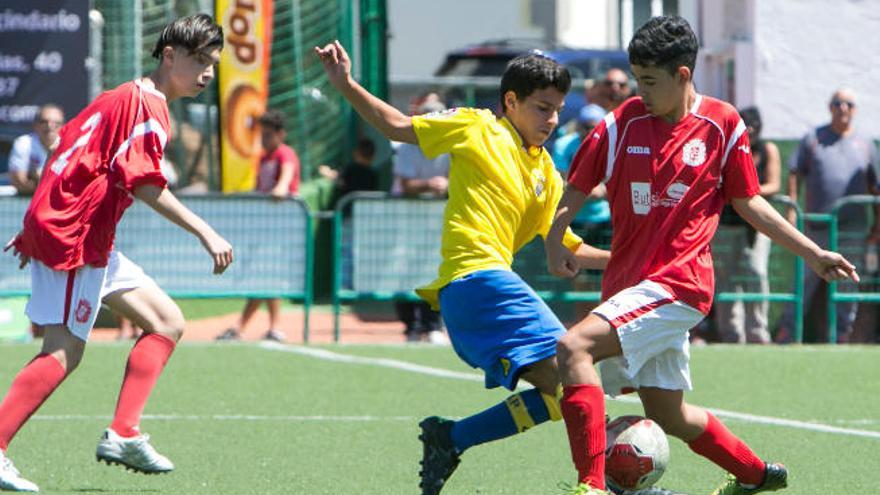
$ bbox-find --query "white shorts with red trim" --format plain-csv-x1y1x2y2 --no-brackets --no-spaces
25,250,156,341
592,280,705,395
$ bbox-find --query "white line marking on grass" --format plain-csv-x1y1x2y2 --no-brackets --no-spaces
259,341,484,382
32,414,415,422
259,343,880,440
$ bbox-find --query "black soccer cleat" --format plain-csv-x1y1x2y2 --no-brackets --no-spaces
418,416,460,495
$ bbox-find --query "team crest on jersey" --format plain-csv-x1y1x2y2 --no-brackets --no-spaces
531,169,546,197
500,358,511,377
682,138,706,167
74,299,92,324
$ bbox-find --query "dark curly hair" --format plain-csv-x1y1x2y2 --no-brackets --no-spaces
628,15,698,75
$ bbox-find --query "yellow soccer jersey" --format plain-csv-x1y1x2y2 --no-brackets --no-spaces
412,107,582,309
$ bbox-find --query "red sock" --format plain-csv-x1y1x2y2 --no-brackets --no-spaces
0,354,67,451
688,412,766,486
110,333,176,438
561,384,606,488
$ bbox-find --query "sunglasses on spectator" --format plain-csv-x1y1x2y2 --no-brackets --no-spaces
830,100,855,109
603,80,628,88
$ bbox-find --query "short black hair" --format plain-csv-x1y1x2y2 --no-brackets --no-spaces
355,138,375,159
499,53,571,113
628,15,698,75
152,13,224,59
259,110,286,131
739,106,762,135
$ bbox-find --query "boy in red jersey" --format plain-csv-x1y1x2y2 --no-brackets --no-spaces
0,14,233,492
545,16,857,495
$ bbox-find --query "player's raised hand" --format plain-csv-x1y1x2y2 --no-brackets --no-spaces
314,40,352,88
807,249,859,283
546,241,579,279
4,231,30,269
201,232,233,274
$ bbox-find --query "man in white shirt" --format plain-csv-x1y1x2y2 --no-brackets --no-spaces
7,104,65,195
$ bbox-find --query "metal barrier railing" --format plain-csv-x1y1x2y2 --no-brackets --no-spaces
713,195,805,342
332,192,443,341
827,195,880,343
0,194,315,341
331,194,808,342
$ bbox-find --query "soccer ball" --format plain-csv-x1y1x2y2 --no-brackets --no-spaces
605,415,670,494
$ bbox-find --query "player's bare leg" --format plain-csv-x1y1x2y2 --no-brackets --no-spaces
638,388,786,494
96,284,184,474
0,325,83,492
419,357,563,495
556,314,621,492
216,298,261,341
262,298,286,342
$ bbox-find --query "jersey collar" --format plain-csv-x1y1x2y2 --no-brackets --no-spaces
135,79,167,100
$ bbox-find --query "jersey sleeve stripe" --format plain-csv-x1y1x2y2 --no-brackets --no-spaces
603,112,618,182
721,118,747,170
110,118,168,169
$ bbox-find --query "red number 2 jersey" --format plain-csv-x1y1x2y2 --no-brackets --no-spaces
568,95,760,314
15,80,170,271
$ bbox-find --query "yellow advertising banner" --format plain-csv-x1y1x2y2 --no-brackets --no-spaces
216,0,273,193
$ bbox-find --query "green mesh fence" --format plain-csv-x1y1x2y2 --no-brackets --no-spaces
93,0,357,189
269,0,354,180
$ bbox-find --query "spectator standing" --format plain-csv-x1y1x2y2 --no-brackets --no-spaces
777,88,879,343
714,107,781,343
8,104,64,195
392,97,450,344
591,68,631,112
552,104,609,231
215,110,301,343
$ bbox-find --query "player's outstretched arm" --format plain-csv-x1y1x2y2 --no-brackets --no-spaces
573,243,610,270
545,185,590,278
134,184,234,274
732,194,859,283
315,40,417,144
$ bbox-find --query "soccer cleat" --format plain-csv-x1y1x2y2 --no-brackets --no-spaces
710,462,788,495
95,428,174,474
214,328,241,341
418,416,460,494
557,482,611,495
0,451,39,492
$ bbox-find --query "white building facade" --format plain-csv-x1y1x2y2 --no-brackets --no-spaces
388,0,879,139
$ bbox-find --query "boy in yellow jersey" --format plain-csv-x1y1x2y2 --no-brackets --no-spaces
316,41,610,494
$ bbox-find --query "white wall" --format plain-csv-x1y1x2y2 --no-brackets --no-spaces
754,0,880,139
556,0,616,48
387,0,545,77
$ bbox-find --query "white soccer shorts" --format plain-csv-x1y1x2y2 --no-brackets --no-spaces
592,280,705,396
26,250,156,341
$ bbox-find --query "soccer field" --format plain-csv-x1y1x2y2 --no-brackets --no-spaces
0,343,877,494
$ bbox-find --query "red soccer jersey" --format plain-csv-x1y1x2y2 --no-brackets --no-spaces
16,80,169,270
568,95,760,314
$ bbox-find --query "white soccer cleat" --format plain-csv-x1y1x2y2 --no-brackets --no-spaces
0,451,39,492
95,428,174,474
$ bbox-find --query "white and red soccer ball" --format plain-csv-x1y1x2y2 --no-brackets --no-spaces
605,415,670,494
